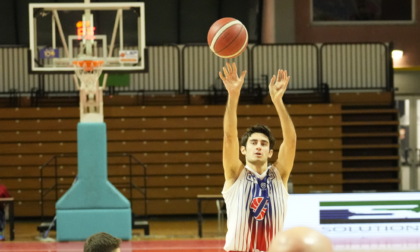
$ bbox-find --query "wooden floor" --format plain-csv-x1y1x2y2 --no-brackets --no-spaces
7,216,227,242
2,217,420,251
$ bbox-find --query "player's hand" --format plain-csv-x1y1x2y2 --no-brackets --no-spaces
219,62,247,96
269,69,290,102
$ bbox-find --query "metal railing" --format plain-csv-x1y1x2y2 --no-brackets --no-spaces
0,43,393,101
39,152,148,220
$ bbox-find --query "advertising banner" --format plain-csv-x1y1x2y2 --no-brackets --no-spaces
285,192,420,238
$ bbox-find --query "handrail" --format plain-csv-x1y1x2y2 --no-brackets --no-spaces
39,152,148,220
0,43,393,98
39,155,59,220
109,152,148,217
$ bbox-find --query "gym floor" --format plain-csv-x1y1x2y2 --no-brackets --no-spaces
2,217,420,252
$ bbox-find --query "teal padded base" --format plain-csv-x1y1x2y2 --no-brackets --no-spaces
56,208,132,241
56,123,130,209
56,123,132,241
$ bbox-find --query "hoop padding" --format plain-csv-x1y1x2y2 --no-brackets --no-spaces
73,60,104,84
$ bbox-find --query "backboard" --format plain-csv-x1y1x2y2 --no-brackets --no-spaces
29,2,146,73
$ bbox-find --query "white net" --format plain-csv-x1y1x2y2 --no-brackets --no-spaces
73,60,105,123
73,60,104,85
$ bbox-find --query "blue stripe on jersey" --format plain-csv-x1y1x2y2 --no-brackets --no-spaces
223,166,287,252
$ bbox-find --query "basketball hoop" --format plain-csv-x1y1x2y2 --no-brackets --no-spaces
72,59,105,122
72,60,104,85
73,60,104,72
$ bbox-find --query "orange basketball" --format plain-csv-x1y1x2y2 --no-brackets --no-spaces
207,17,248,59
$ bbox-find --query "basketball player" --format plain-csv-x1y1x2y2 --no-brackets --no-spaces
268,227,334,252
219,62,296,252
84,232,121,252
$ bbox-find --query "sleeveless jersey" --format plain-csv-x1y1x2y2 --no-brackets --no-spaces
222,165,288,252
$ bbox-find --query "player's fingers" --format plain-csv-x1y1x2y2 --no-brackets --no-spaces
232,62,237,74
223,67,229,77
226,62,232,73
277,69,284,82
283,70,289,81
282,76,291,90
219,71,226,81
269,75,276,86
240,70,247,80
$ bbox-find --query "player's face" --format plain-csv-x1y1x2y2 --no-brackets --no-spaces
241,132,273,164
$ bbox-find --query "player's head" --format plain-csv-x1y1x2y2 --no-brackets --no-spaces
241,124,275,149
84,232,121,252
268,227,334,252
240,125,275,164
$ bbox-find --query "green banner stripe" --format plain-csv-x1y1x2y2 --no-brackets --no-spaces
320,200,420,206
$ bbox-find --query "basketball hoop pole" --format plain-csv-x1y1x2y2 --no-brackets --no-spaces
34,0,136,241
82,0,94,56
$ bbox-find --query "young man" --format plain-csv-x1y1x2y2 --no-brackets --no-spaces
84,232,121,252
219,62,296,252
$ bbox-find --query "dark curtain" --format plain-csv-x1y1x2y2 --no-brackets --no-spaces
2,0,262,45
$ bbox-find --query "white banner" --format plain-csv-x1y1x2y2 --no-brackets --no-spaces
284,192,420,238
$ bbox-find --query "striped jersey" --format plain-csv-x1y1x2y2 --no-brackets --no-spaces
222,165,288,252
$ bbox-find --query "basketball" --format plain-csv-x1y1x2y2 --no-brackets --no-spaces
207,17,248,59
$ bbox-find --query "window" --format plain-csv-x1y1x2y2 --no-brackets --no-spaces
311,0,415,25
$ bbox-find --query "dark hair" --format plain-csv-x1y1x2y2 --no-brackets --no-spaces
240,124,275,149
84,232,121,252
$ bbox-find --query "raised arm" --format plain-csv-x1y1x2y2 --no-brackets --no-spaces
219,62,247,186
269,70,296,187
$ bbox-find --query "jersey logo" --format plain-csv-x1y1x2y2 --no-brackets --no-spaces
250,196,268,221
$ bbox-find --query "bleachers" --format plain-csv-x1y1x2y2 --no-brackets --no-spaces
0,92,400,217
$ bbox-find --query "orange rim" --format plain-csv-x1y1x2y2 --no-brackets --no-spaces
72,60,104,72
